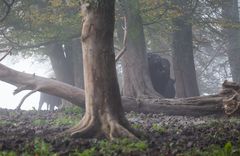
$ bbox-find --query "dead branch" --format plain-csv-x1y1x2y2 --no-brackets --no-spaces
115,16,127,62
15,89,38,110
0,29,80,50
0,47,13,61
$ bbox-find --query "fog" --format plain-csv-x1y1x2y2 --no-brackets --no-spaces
0,54,52,110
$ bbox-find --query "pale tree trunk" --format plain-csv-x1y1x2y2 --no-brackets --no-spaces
172,0,200,98
222,0,240,84
121,0,160,98
68,0,137,139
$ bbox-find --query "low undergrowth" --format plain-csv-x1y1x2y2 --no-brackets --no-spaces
0,138,148,156
182,141,240,156
0,138,55,156
0,108,240,155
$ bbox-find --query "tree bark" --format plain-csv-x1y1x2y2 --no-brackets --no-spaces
172,1,200,98
222,0,240,84
121,0,160,98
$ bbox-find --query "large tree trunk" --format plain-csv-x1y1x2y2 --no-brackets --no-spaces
46,42,75,108
67,0,137,139
1,63,240,117
47,43,74,85
172,1,200,98
121,0,160,98
222,0,240,84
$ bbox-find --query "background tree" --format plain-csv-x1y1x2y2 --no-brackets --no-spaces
171,0,200,98
120,0,160,98
222,0,240,84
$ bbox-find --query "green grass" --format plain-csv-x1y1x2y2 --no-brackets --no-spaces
151,123,166,134
62,106,84,116
183,142,240,156
74,138,148,156
0,138,56,156
52,115,79,126
32,119,49,126
0,120,13,126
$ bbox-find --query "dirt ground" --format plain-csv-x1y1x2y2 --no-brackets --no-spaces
0,108,239,156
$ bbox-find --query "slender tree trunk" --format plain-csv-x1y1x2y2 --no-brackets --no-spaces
121,0,160,98
68,0,137,139
172,1,200,98
222,0,240,84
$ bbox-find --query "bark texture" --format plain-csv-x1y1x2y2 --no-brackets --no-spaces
172,1,200,98
222,0,240,84
121,0,160,98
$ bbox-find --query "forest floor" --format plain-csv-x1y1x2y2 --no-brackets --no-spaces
0,107,240,156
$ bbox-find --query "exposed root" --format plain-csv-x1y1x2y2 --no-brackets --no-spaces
67,114,92,133
223,91,240,115
108,121,138,140
221,81,240,115
65,113,138,140
69,119,99,138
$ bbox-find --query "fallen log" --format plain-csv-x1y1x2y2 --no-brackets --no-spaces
0,63,239,116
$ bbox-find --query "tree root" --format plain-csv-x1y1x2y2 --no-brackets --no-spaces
108,121,138,140
66,114,138,140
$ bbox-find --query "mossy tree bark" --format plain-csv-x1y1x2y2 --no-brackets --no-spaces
68,0,137,139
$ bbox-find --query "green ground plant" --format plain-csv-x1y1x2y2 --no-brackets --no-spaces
73,138,148,156
183,142,240,156
151,123,166,134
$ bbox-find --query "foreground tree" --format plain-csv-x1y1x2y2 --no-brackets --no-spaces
67,0,137,139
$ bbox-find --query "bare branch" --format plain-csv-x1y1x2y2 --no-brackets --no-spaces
0,47,13,61
115,16,127,62
15,89,38,110
0,29,80,50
